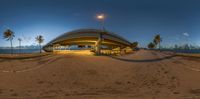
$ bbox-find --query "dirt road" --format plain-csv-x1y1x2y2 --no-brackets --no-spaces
0,50,200,99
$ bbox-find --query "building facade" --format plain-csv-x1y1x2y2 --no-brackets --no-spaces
43,29,133,55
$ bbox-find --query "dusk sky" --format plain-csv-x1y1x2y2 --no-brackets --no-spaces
0,0,200,47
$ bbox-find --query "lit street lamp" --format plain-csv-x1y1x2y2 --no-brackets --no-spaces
96,13,106,54
96,14,105,31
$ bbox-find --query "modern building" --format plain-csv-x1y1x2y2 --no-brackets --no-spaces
43,29,133,55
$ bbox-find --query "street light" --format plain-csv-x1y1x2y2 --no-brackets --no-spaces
97,14,105,20
18,38,22,54
96,13,106,55
96,14,106,31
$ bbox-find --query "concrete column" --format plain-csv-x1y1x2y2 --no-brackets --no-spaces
65,45,68,50
52,45,55,52
95,33,102,55
95,40,101,54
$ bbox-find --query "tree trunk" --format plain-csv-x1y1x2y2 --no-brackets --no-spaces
19,41,21,54
40,43,42,53
10,39,13,55
159,42,161,51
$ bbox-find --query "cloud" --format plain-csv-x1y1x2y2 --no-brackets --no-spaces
183,32,189,37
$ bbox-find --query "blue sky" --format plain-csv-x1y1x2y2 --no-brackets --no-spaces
0,0,200,47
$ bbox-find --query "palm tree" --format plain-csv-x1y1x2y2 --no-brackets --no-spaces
153,39,158,45
3,29,15,54
153,34,162,50
18,38,22,54
148,42,155,49
35,35,44,53
131,42,139,49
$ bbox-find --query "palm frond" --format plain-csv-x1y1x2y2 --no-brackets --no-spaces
35,35,44,44
3,29,15,41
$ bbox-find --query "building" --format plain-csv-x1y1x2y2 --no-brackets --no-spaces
43,29,133,55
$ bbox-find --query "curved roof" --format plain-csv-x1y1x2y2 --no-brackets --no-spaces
45,29,131,46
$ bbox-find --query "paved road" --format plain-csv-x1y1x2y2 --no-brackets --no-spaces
0,50,200,99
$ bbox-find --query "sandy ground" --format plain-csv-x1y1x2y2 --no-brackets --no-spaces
0,50,200,99
0,53,49,59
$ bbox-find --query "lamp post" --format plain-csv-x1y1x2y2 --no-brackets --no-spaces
96,14,106,54
97,14,105,30
18,38,22,54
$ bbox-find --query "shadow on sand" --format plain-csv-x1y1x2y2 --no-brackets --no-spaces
110,55,176,63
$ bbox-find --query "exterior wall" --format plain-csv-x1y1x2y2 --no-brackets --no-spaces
52,47,133,56
53,50,94,55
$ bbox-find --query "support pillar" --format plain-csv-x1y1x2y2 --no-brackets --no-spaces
95,35,102,55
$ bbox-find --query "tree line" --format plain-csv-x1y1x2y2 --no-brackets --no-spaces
3,29,44,54
148,34,162,50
